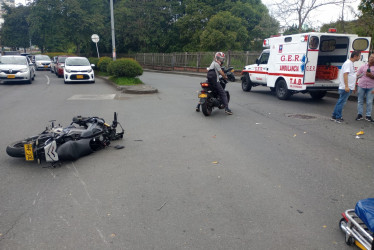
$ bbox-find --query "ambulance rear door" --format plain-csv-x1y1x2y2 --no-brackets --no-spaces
350,37,371,71
303,35,319,85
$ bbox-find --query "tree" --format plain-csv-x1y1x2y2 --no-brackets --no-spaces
1,4,31,51
200,11,249,51
269,0,348,32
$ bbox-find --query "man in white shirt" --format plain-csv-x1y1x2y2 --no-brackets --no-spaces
331,50,361,123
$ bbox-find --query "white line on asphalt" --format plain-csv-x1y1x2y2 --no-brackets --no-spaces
45,75,50,85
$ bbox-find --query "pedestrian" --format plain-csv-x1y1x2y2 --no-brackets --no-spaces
355,53,374,122
331,50,361,123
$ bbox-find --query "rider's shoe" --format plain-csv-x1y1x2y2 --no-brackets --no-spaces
225,108,233,115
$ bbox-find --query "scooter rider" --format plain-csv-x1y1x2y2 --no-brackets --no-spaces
196,52,232,114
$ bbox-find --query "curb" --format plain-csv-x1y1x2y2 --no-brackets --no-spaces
96,75,158,94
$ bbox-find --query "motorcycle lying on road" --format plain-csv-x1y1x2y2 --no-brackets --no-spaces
6,112,124,166
196,75,230,116
221,66,236,82
339,198,374,249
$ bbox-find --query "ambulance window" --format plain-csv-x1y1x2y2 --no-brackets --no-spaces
309,36,319,49
259,52,269,64
353,39,369,51
320,39,336,52
284,37,292,42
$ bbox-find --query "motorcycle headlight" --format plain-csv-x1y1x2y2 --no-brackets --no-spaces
19,68,29,73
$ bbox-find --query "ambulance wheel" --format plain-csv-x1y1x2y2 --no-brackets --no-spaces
309,91,326,100
242,73,252,92
276,79,291,100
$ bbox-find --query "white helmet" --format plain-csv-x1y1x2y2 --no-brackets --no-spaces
215,52,225,64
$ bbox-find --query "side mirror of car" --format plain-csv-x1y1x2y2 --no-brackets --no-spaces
91,64,95,68
256,59,259,65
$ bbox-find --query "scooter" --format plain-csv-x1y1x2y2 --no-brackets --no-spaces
339,198,374,250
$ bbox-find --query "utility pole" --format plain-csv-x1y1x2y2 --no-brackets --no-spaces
110,0,116,61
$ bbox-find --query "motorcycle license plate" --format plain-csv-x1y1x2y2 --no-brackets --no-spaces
24,144,34,161
7,75,15,79
230,69,235,72
77,75,83,79
198,93,207,98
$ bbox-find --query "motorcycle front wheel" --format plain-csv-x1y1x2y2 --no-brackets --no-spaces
6,136,39,158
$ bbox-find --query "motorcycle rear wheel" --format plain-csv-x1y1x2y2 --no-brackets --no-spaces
201,102,212,116
6,136,39,158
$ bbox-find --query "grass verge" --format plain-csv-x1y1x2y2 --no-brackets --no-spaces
109,76,143,86
95,71,143,85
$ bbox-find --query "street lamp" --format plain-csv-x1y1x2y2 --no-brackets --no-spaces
110,0,116,61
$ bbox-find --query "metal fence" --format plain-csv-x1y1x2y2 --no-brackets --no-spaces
127,51,261,72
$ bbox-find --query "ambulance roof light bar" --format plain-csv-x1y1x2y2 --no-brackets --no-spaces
328,28,337,33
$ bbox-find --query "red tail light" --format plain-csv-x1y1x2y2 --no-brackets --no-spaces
201,82,209,87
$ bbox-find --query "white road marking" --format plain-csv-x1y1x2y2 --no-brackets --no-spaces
68,94,116,100
45,75,50,85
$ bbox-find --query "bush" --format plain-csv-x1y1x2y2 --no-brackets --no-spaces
97,57,112,72
108,58,143,78
88,57,99,68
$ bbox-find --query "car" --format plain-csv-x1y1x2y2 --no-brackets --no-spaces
0,55,35,84
2,51,21,55
55,55,71,78
63,57,95,84
34,55,51,71
50,56,57,73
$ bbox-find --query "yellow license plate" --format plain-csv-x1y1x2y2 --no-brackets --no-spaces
231,69,235,72
7,75,15,79
44,65,48,68
198,93,207,98
77,75,83,79
24,144,34,161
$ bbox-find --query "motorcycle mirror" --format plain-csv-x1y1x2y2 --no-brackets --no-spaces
112,112,118,128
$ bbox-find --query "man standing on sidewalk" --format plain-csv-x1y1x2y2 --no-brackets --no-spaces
331,50,361,123
355,53,374,122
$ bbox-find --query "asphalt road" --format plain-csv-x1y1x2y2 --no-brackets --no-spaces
0,70,373,250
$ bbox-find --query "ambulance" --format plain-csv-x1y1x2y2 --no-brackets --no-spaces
241,30,371,100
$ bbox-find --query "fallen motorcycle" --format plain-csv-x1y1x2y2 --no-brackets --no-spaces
339,198,374,250
222,66,236,82
6,112,124,165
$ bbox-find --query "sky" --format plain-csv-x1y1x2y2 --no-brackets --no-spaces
262,0,362,29
15,0,361,30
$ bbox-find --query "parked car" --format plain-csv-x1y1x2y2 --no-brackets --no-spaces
55,55,71,78
63,57,95,84
0,55,35,84
34,55,51,71
2,51,20,55
50,56,57,73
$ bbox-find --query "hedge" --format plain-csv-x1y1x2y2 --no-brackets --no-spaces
97,57,112,73
107,58,143,78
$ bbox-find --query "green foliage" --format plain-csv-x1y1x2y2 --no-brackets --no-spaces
97,57,112,73
2,0,279,53
1,5,30,50
107,58,143,78
88,57,100,68
200,11,249,51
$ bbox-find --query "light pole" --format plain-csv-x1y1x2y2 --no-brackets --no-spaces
110,0,116,61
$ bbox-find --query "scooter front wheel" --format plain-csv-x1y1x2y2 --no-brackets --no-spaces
201,101,212,116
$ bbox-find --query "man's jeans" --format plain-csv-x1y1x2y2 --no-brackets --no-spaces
357,86,374,117
332,89,352,119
